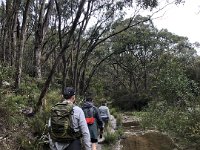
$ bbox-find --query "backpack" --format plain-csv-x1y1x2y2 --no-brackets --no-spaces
49,102,81,142
83,107,95,125
99,107,109,121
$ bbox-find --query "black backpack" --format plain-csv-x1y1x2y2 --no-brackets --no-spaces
83,107,95,125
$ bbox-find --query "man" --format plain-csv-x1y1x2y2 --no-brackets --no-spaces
82,95,103,150
49,87,91,150
99,102,111,129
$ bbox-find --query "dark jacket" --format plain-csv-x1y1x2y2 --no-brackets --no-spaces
82,101,103,140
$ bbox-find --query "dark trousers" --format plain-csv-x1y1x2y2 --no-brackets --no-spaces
66,139,81,150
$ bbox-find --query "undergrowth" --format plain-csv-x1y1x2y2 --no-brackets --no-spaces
141,101,200,149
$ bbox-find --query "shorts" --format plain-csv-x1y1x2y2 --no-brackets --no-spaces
66,139,81,150
91,138,98,143
102,117,109,122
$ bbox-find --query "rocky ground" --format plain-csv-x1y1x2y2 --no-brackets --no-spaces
118,114,181,150
97,113,181,150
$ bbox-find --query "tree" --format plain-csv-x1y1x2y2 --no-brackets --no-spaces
14,0,31,89
33,0,54,79
36,0,87,112
93,16,197,110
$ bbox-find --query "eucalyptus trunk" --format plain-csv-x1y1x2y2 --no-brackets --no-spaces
14,0,31,89
34,0,53,79
36,0,87,112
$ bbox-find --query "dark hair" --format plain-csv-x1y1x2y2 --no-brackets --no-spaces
102,103,106,106
85,97,93,102
63,87,75,99
85,92,93,102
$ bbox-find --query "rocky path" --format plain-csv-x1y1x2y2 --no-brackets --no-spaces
96,113,181,150
119,114,181,150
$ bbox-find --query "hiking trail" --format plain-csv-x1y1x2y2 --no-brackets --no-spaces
98,113,181,150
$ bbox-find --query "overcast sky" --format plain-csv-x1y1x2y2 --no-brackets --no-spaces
133,1,200,54
152,1,200,44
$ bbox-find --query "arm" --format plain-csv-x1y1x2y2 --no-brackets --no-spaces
107,107,111,119
94,107,104,130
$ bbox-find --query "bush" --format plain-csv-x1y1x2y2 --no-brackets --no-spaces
140,61,200,148
0,65,15,86
104,132,118,144
28,111,49,137
111,90,149,111
141,101,200,148
110,108,122,127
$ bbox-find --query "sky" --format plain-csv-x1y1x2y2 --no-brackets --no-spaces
140,1,200,54
152,1,200,43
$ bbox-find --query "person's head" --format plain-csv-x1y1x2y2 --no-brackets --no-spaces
85,92,93,102
102,102,107,106
85,97,93,102
63,87,76,102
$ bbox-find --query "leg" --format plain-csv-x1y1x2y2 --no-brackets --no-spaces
91,138,98,150
92,143,97,150
66,139,81,150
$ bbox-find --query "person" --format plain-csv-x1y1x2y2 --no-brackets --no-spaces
82,95,103,150
99,102,111,129
48,87,91,150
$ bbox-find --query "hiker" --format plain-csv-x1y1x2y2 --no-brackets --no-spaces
48,87,91,150
82,95,104,150
99,102,111,129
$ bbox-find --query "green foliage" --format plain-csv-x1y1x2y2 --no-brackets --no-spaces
115,127,124,137
0,75,51,149
103,127,123,145
0,93,27,129
45,89,61,110
116,114,123,128
111,90,149,111
0,65,15,81
29,112,49,137
140,58,200,148
110,108,122,127
18,76,40,95
0,65,15,88
155,60,199,107
141,103,200,147
16,136,35,150
104,132,118,144
132,111,147,119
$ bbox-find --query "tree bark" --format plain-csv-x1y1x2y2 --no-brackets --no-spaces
34,0,54,79
14,0,31,89
36,0,86,112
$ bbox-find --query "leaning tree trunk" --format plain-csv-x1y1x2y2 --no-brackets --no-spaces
36,0,86,112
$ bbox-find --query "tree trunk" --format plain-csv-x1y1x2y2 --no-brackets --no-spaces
14,0,31,89
36,0,86,112
34,0,54,79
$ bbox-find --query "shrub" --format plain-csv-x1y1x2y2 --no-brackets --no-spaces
28,111,49,137
104,132,118,144
141,101,200,148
